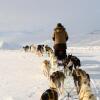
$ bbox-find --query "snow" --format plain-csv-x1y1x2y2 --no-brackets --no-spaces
0,46,100,100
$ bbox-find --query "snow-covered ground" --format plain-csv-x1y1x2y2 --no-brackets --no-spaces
0,46,100,100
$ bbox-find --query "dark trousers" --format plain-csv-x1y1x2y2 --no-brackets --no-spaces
54,43,67,60
54,49,66,60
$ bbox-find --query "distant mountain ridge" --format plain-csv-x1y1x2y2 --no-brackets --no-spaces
0,30,100,49
88,30,100,35
0,41,21,49
68,30,100,46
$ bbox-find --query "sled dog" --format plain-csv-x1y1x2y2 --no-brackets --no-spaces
50,71,66,94
79,79,96,100
41,60,51,78
40,88,58,100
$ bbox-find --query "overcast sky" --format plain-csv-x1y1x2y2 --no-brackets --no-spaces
0,0,100,46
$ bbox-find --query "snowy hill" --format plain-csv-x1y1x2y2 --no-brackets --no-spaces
0,47,100,100
0,41,21,49
0,30,100,49
68,30,100,46
0,30,50,50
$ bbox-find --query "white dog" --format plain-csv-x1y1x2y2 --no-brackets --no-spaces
49,52,59,74
41,60,51,78
30,44,37,54
50,71,66,94
44,45,53,57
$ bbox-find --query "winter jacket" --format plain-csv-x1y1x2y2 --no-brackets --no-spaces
52,26,68,45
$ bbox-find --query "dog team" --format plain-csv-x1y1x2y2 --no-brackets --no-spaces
40,45,96,100
23,43,97,100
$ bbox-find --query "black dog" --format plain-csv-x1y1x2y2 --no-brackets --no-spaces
40,88,58,100
67,54,81,69
23,45,30,52
37,44,44,54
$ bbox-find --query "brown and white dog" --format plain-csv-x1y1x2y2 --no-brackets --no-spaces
79,79,97,100
44,45,53,57
49,52,58,73
72,68,90,94
30,44,37,54
41,60,51,78
40,87,58,100
50,71,66,94
36,44,45,56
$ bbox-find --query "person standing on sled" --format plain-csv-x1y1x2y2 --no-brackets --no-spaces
52,23,68,61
